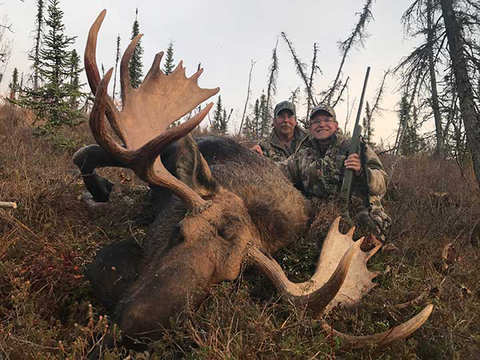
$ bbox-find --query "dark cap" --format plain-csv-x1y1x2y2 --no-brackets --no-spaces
274,101,296,117
310,103,337,122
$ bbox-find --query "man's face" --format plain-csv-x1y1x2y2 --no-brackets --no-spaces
309,112,338,141
274,110,297,138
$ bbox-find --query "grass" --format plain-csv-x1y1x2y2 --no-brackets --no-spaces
0,103,479,359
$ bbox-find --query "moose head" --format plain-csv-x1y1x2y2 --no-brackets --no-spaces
80,10,433,354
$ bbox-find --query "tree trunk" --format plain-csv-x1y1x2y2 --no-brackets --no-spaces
440,0,480,187
427,0,445,159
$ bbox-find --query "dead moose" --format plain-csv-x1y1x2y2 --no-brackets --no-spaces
74,10,433,356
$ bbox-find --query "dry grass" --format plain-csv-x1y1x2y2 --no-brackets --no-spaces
0,103,479,359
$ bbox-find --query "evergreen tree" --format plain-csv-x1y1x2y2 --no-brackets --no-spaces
9,67,18,100
258,93,268,137
67,49,84,108
253,99,261,138
212,95,224,134
129,8,143,88
113,34,121,101
221,109,228,134
398,94,422,155
19,0,82,127
362,101,374,145
163,40,175,75
29,0,44,90
242,115,255,139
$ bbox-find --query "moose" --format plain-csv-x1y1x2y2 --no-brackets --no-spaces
74,10,433,356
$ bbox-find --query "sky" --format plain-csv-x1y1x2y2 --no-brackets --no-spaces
0,0,425,145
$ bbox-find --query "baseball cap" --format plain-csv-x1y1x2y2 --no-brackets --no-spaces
274,101,296,116
310,103,337,122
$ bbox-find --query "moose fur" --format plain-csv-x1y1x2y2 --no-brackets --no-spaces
81,136,308,343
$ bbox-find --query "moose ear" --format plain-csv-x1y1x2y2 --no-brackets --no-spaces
176,135,219,198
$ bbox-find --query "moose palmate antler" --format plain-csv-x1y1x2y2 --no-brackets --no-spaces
85,10,219,212
248,217,433,349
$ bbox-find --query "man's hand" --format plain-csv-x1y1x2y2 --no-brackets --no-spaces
251,144,264,156
344,153,362,176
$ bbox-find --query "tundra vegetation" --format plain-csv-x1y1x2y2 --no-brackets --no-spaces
1,0,480,359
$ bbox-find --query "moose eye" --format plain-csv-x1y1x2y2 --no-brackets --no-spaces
218,226,228,240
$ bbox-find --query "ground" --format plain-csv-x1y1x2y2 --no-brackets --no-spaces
0,104,479,359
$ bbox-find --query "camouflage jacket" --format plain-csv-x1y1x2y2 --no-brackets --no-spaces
280,130,387,201
259,126,307,162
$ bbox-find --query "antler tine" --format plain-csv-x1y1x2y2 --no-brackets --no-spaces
322,304,434,349
139,105,215,211
143,52,164,84
85,10,126,145
120,33,143,105
84,10,105,95
171,60,185,77
90,68,131,163
248,239,361,314
190,67,205,82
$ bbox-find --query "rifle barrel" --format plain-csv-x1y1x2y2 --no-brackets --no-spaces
339,67,371,201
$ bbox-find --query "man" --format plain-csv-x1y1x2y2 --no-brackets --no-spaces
252,101,307,162
281,103,391,237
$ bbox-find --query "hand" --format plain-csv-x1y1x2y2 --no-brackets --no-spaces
251,144,264,156
344,153,362,176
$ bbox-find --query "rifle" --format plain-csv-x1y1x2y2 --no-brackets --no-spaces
339,66,371,224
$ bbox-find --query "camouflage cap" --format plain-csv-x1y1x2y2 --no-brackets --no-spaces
274,101,296,117
310,103,337,122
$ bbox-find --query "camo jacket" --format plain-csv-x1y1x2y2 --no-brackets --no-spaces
280,130,388,202
259,126,307,162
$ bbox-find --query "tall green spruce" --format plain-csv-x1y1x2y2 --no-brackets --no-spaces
67,49,83,108
20,0,83,126
113,34,121,101
30,0,44,90
212,96,228,134
362,101,373,145
163,41,175,75
9,68,19,100
398,93,423,155
129,8,144,88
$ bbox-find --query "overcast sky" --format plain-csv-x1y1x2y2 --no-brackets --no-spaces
1,0,424,144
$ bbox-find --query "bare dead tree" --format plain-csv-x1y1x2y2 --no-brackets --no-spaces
324,0,374,104
426,0,446,158
261,40,279,138
0,15,13,84
281,32,317,109
238,60,256,136
112,34,121,102
332,76,350,108
306,42,321,120
440,0,480,186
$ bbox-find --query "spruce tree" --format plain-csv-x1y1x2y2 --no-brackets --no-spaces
19,0,82,127
29,0,44,90
398,94,422,155
258,93,268,137
362,101,374,145
67,49,84,108
242,115,255,139
113,34,121,101
163,41,175,75
9,68,18,100
212,95,223,134
253,99,261,138
129,8,143,88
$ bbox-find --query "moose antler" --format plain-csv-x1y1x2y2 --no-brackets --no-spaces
86,10,219,211
249,217,433,349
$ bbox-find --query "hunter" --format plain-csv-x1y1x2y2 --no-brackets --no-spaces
280,103,391,238
252,101,307,161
